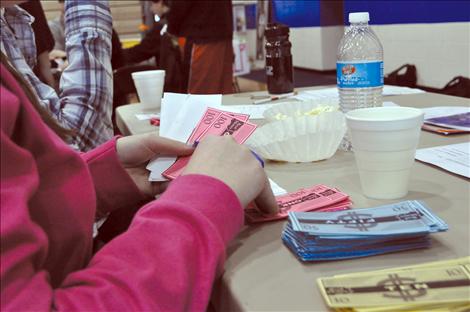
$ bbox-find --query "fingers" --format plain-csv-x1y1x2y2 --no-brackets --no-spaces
151,181,170,196
117,133,194,168
182,135,279,215
144,133,194,157
254,174,279,215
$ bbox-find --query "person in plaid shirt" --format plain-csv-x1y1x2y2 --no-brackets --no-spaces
0,0,113,151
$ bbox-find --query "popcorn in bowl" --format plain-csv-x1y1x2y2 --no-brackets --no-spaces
263,99,340,122
247,106,346,163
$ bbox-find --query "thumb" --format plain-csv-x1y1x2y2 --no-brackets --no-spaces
144,133,194,157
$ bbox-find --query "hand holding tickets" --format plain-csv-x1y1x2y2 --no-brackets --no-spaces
163,107,257,179
282,200,448,261
183,135,278,215
317,257,470,312
245,185,351,223
116,133,194,198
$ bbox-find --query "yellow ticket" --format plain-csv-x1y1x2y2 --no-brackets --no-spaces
354,301,470,312
318,265,470,308
333,257,470,279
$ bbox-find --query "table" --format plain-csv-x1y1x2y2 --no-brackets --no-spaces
115,89,470,311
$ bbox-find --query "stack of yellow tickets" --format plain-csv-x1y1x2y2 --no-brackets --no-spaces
317,257,470,312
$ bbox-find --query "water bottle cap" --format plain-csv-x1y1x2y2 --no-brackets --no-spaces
349,12,370,23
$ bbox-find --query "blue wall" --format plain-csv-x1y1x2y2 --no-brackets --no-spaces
344,0,470,25
272,0,322,27
267,0,470,28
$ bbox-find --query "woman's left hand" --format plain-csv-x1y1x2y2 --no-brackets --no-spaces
116,133,194,198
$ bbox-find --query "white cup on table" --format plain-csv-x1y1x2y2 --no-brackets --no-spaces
345,107,424,199
131,70,165,111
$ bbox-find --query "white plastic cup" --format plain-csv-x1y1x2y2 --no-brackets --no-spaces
131,70,165,111
345,107,424,199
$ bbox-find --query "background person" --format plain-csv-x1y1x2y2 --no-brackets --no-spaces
168,0,234,94
19,0,56,89
122,0,170,65
48,0,125,71
0,0,113,151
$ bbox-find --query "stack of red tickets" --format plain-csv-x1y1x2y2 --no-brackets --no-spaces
163,107,257,179
245,185,351,223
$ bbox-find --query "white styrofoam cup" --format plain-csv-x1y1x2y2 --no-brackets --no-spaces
131,70,165,111
345,106,424,199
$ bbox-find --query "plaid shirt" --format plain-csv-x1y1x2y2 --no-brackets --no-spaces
0,1,113,151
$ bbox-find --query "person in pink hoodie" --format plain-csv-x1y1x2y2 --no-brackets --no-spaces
0,32,278,312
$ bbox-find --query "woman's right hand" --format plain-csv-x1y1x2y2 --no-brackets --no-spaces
182,135,279,215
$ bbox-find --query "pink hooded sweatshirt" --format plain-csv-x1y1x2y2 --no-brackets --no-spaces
0,63,244,311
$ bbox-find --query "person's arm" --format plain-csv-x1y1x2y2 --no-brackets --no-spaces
1,126,243,311
58,0,114,150
19,0,55,58
81,136,148,218
19,1,56,88
48,18,66,51
0,2,113,151
123,23,163,65
58,174,243,311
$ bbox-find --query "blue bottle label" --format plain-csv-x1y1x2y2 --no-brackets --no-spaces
337,61,384,88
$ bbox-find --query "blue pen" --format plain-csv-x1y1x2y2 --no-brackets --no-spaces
250,150,265,168
193,141,264,168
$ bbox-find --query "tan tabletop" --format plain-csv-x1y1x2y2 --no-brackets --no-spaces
115,89,470,311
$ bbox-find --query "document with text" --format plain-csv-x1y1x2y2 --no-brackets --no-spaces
415,142,470,178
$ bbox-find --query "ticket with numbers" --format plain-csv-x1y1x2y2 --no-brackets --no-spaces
281,200,448,262
194,112,257,142
187,107,249,144
317,264,470,308
245,185,351,223
163,110,257,179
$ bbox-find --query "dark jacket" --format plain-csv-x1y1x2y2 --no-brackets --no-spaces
167,0,233,44
123,23,164,65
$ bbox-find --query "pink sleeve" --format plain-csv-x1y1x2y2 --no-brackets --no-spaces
56,174,244,311
81,137,147,216
1,75,244,311
1,132,244,311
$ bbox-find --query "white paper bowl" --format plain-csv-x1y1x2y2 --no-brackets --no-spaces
246,111,346,163
263,99,339,122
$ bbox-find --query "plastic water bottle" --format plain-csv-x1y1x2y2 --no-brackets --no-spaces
337,12,384,151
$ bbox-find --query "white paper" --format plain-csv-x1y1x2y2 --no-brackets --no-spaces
269,178,288,196
293,85,425,102
415,142,470,178
159,94,186,138
382,85,425,96
147,156,177,181
222,102,397,120
162,93,222,142
135,113,160,121
293,88,338,101
421,106,470,120
148,93,223,181
221,103,280,119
